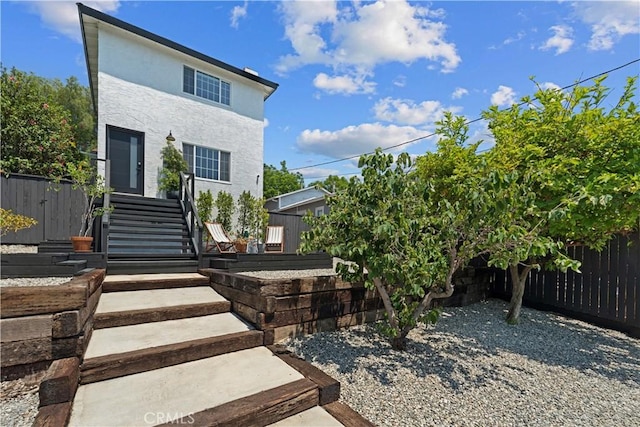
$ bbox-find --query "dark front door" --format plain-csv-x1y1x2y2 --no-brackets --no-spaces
107,126,144,195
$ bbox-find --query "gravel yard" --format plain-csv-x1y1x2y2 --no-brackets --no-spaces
284,299,640,427
0,375,42,427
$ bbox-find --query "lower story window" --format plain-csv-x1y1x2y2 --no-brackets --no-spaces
183,143,230,182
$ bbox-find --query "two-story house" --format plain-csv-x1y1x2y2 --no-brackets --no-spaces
78,3,278,201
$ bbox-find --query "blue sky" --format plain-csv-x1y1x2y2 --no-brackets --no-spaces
2,1,639,184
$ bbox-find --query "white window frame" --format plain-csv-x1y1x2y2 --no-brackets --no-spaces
183,143,231,183
183,65,231,106
315,206,325,217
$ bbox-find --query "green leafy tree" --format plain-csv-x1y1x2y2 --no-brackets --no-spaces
1,67,82,177
482,76,640,323
52,76,95,152
307,175,349,193
63,159,113,237
236,191,254,237
214,191,234,232
196,190,214,223
158,140,188,192
263,161,304,199
302,127,536,350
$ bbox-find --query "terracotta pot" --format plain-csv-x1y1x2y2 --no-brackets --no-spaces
234,242,247,253
71,236,93,253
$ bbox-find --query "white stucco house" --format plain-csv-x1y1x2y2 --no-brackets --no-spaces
78,3,278,201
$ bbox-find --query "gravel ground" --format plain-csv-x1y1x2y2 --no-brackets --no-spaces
284,299,640,427
0,245,38,254
0,376,41,427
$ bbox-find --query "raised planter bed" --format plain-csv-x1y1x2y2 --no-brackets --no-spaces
201,269,385,344
0,269,105,380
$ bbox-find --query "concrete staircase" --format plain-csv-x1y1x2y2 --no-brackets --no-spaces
68,273,371,426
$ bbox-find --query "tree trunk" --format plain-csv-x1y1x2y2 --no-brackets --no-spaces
506,263,532,324
391,335,407,351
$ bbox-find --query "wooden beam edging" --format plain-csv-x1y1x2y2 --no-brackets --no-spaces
323,401,377,427
156,378,318,427
33,357,79,427
0,269,105,318
267,344,340,406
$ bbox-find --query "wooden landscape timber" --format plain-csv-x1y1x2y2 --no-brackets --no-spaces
201,269,384,344
0,269,105,379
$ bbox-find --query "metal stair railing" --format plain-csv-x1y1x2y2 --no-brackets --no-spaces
179,172,203,265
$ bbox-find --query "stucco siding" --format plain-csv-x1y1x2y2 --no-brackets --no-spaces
96,25,265,203
98,26,266,121
97,73,263,201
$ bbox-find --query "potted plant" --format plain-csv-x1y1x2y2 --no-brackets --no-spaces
233,234,248,253
158,134,188,198
65,160,113,252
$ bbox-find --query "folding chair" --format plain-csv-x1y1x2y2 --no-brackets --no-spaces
264,225,284,253
204,222,236,253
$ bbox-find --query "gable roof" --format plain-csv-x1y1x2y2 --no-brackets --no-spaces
77,3,279,112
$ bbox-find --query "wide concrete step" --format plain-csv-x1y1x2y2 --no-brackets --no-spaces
94,286,230,328
81,313,262,384
102,272,209,292
69,347,315,427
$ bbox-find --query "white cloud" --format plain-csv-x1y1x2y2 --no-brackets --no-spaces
373,97,459,126
296,123,428,159
276,0,461,85
393,75,407,88
230,1,248,29
539,81,561,91
491,86,517,107
297,167,343,180
503,30,526,46
263,118,270,128
313,72,376,95
25,1,121,43
573,1,640,51
540,25,574,55
451,87,469,99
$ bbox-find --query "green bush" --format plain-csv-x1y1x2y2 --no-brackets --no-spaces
196,190,214,223
214,191,234,232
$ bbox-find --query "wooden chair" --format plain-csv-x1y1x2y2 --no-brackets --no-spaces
204,222,236,253
264,225,284,253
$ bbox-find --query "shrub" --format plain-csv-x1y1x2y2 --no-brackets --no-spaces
0,208,38,236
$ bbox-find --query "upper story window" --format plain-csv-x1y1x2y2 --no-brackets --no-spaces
183,66,231,106
183,143,231,182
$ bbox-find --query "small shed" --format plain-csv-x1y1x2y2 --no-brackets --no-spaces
265,187,332,216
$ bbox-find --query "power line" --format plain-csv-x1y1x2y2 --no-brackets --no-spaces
288,58,640,173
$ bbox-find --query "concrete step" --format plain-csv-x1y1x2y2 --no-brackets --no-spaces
93,286,230,328
102,272,209,292
69,347,314,427
81,313,262,383
268,406,343,426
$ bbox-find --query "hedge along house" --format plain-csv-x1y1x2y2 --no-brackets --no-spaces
78,3,278,200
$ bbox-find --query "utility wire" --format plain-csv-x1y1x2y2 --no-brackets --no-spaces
288,58,640,173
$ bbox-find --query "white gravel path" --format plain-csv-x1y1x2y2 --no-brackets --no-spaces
284,299,640,427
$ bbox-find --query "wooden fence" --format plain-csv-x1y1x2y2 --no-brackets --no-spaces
490,232,639,336
267,212,310,254
1,173,84,244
